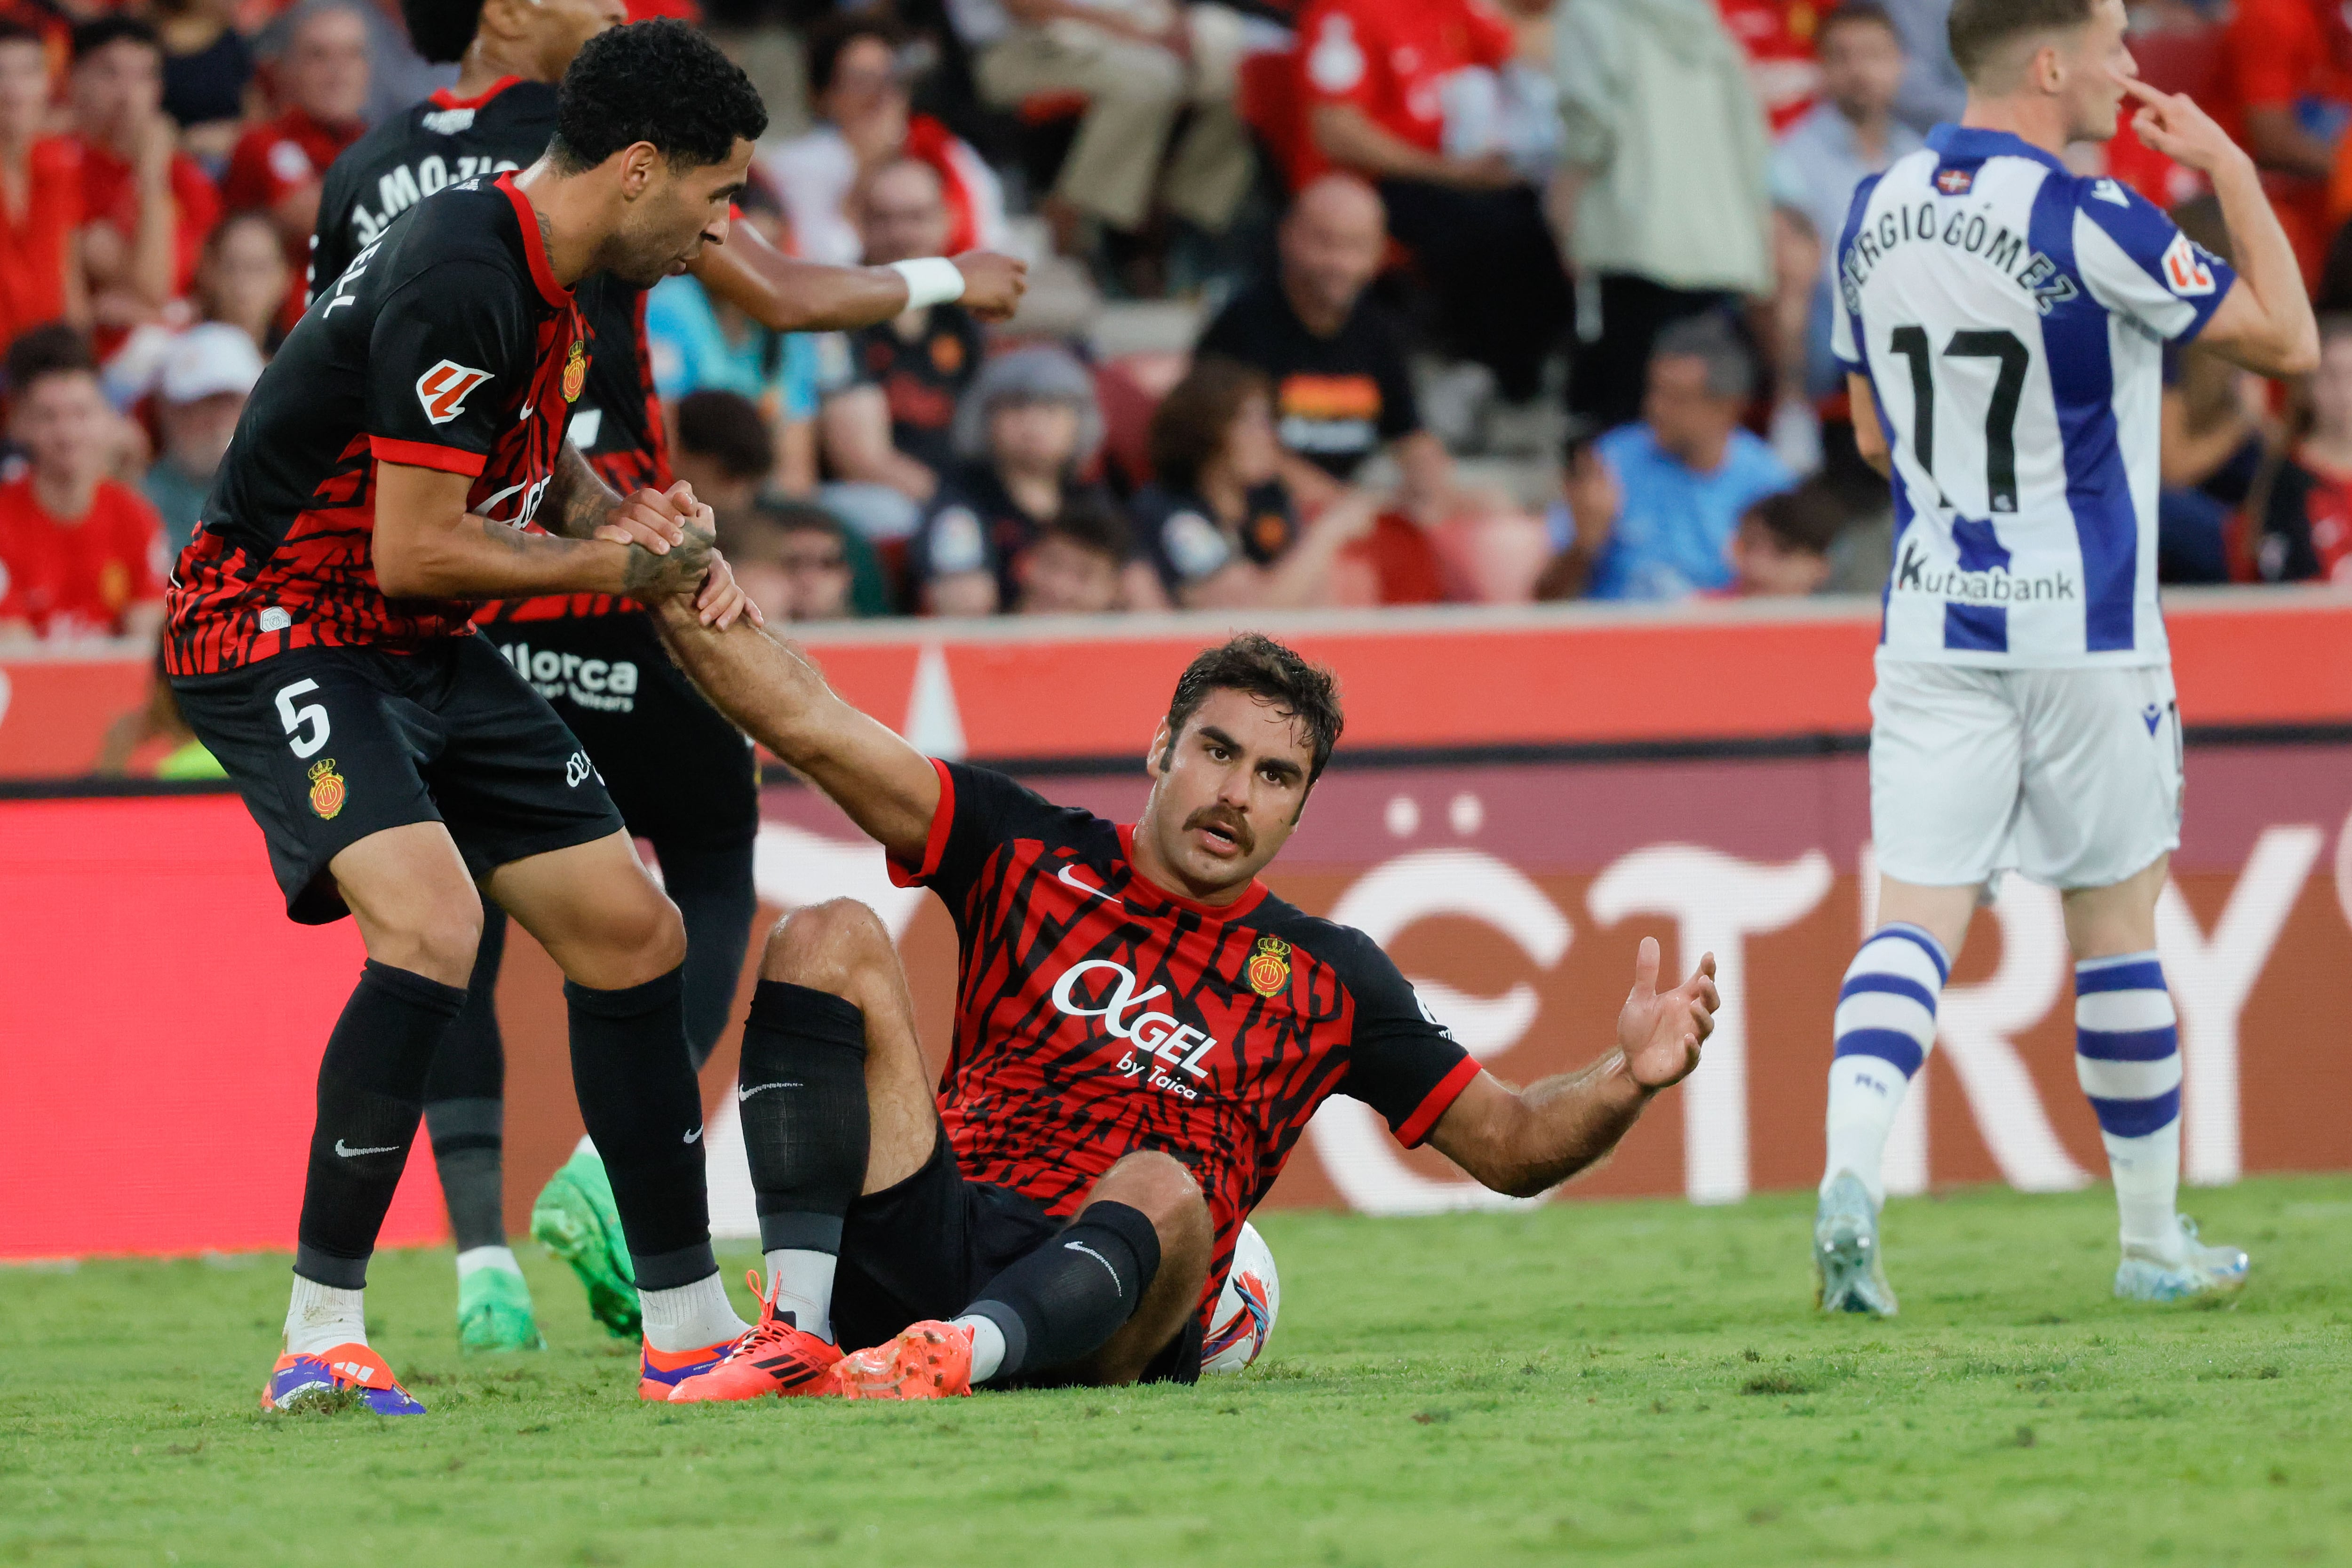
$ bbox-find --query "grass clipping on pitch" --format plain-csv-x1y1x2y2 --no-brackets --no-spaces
5,1177,2350,1566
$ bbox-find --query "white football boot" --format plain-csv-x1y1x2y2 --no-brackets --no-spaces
2114,1215,2249,1303
1814,1170,1898,1316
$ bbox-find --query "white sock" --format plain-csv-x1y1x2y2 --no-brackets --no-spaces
1820,923,1948,1207
952,1313,1006,1384
639,1272,750,1353
455,1245,522,1280
2074,952,2184,1260
761,1249,838,1343
285,1275,367,1355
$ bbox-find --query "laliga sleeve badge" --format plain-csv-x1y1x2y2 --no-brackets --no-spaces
562,340,588,403
308,758,347,820
1247,935,1291,998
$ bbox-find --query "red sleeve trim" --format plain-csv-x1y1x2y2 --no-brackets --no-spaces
886,756,956,888
1396,1054,1482,1148
371,437,487,477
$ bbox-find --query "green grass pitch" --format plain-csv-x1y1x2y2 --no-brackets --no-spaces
7,1177,2352,1567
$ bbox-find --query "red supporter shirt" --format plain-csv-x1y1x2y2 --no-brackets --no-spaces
75,135,222,300
1716,0,1821,135
2210,0,2352,273
1296,0,1515,157
0,474,163,638
891,760,1478,1322
222,107,360,214
0,136,82,351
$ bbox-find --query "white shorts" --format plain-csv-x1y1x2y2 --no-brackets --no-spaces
1868,655,2183,891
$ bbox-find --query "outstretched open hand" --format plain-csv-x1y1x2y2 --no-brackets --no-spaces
1614,937,1719,1090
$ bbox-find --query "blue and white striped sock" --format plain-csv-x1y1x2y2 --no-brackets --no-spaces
1822,923,1949,1206
2074,951,2182,1258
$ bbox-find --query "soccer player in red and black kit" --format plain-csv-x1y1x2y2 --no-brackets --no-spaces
310,0,1027,1353
167,22,785,1414
642,618,1723,1400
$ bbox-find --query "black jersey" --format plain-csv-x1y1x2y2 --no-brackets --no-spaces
166,173,587,675
311,77,662,501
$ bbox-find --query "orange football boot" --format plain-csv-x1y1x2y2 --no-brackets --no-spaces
831,1319,975,1400
667,1271,842,1402
638,1326,748,1401
260,1343,425,1415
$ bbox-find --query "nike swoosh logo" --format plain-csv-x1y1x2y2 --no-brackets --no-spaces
1058,862,1123,907
737,1081,801,1102
683,1126,703,1144
334,1139,399,1158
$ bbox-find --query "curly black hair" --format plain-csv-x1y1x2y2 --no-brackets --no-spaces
1165,633,1344,785
550,20,768,173
397,0,486,67
71,15,159,61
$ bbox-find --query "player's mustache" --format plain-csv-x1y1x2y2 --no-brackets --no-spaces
1184,804,1254,852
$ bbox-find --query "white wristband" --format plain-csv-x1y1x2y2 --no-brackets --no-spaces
888,255,966,311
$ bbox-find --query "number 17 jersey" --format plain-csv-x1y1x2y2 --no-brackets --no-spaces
1833,124,2235,667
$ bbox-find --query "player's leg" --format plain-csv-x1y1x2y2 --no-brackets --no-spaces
833,1152,1213,1398
2018,667,2243,1300
419,905,545,1351
1816,661,2019,1315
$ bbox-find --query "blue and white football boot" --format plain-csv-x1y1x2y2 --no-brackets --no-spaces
2114,1216,2249,1302
1814,1170,1898,1316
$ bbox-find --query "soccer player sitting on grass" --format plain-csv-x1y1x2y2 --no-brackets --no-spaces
648,625,1722,1400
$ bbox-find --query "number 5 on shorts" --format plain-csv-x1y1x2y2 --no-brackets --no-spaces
275,678,332,758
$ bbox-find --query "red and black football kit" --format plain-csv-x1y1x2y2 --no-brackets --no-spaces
310,73,756,867
831,760,1479,1378
167,173,623,922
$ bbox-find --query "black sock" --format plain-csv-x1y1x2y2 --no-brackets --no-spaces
739,981,869,1264
963,1201,1161,1382
296,960,469,1288
424,909,508,1254
656,839,757,1073
565,965,713,1290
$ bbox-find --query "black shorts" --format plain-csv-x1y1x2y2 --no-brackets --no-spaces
477,611,757,852
170,636,624,923
835,1132,1203,1387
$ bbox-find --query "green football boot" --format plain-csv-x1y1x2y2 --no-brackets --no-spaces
457,1264,546,1353
530,1147,640,1339
1814,1170,1899,1316
2114,1216,2250,1303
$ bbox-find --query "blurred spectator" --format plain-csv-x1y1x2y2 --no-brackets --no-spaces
2244,318,2352,584
0,327,163,643
1718,0,1822,135
815,157,985,541
1883,0,1965,135
646,191,819,496
1194,175,1454,521
907,345,1119,616
1723,480,1843,596
1130,355,1376,607
2214,0,2350,281
957,0,1254,242
1556,0,1773,432
223,1,369,329
257,0,451,128
152,0,255,168
70,18,221,334
731,501,862,623
1014,495,1130,614
1537,315,1792,600
762,15,1005,269
141,321,260,557
0,20,86,352
1297,0,1569,404
673,387,777,522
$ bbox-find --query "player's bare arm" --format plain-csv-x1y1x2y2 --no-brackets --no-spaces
649,605,940,859
2117,75,2320,377
691,219,1029,327
1848,380,1892,478
1427,938,1720,1197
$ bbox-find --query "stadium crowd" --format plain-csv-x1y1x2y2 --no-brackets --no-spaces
3,0,2352,653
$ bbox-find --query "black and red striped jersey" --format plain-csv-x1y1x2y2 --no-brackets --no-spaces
165,173,584,675
891,760,1478,1320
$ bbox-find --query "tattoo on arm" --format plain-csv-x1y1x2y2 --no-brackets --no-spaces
622,524,717,603
547,442,622,540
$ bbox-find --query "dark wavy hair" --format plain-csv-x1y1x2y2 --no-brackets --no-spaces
1164,633,1344,785
1148,355,1271,495
1946,0,2098,81
397,0,484,65
550,20,768,173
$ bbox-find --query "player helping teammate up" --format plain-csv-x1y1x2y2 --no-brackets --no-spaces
1814,0,2316,1313
633,617,1722,1400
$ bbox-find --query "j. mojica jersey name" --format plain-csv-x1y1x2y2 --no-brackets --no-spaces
347,155,523,248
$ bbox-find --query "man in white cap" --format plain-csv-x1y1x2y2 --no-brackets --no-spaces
142,322,265,557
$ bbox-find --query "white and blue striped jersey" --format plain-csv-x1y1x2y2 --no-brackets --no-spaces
1832,125,2236,666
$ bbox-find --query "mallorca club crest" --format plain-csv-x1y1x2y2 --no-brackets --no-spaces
562,339,588,403
308,758,347,820
1247,935,1291,999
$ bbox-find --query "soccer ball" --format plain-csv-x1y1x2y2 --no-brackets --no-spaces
1200,1220,1279,1375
